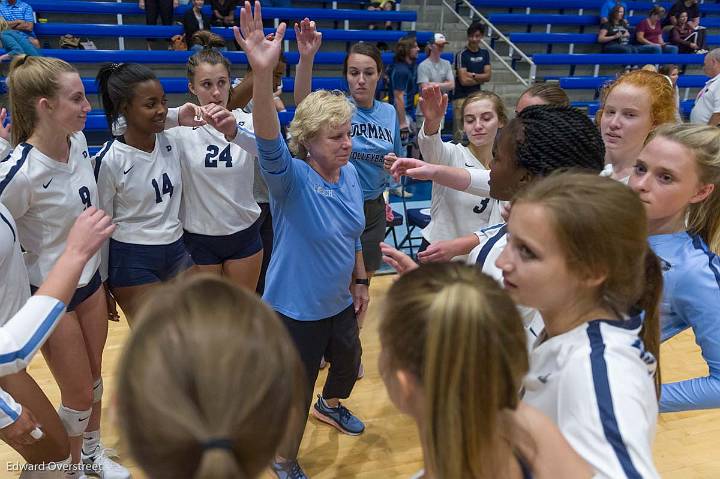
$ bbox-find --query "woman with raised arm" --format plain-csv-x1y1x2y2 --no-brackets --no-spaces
294,20,402,278
233,4,368,478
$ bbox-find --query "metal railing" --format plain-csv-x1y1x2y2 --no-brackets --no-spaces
433,0,536,85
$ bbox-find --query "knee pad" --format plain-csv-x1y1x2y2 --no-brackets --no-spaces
57,405,91,437
92,379,103,404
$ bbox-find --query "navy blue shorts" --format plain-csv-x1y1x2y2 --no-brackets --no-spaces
30,270,102,313
183,221,263,266
109,237,194,288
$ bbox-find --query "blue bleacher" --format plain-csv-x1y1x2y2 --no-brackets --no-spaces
2,48,451,65
474,0,720,13
559,75,707,89
33,23,433,43
490,13,720,27
532,53,704,65
510,32,720,46
27,1,416,22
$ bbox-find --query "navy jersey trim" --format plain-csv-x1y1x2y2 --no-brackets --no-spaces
595,313,643,331
0,211,15,243
93,140,115,182
690,233,720,290
586,321,643,479
475,224,507,269
0,143,32,197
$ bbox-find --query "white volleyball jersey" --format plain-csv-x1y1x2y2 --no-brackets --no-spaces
0,203,30,326
0,137,11,160
0,133,100,287
0,295,65,427
94,133,183,245
468,223,544,347
523,318,660,479
167,109,261,235
418,129,496,255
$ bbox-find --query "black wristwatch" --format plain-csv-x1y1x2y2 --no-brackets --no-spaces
355,278,370,286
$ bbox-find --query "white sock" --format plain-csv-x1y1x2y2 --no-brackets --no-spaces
82,429,100,456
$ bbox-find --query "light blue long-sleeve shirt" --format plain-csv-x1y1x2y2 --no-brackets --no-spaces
650,232,720,412
256,135,364,321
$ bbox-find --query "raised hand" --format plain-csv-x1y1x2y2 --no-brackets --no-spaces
177,102,206,128
418,84,448,124
233,1,286,74
295,18,322,59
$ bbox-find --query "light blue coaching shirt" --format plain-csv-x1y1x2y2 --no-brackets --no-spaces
650,231,720,413
350,100,403,201
256,135,365,321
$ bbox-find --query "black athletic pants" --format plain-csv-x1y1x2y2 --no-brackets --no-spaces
277,305,361,458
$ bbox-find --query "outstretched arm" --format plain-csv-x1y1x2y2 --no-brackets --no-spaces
233,1,286,141
293,18,322,106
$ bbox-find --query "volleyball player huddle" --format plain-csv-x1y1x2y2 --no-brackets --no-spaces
0,1,720,479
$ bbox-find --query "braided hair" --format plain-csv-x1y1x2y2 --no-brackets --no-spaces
514,105,605,176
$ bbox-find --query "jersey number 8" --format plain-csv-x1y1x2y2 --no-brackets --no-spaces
204,145,233,168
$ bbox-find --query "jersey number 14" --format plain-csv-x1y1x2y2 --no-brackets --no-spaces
151,173,174,204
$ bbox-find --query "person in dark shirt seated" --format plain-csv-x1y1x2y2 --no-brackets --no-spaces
664,0,701,31
670,10,707,54
210,0,238,27
183,0,211,49
598,5,635,53
636,5,679,53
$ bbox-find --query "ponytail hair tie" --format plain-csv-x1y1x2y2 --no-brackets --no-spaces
109,62,124,72
201,438,234,452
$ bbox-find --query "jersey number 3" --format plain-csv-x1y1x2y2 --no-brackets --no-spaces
204,145,233,168
151,173,174,204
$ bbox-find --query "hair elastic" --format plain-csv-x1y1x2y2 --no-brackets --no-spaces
201,438,234,452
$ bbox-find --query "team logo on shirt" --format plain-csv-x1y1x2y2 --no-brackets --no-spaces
313,184,334,198
123,165,135,175
351,123,394,143
166,145,172,152
82,151,88,158
42,178,53,189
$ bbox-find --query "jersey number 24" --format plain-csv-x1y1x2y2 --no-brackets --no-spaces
204,145,233,168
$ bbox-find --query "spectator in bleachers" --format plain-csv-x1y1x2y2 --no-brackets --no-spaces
690,49,720,125
453,21,491,144
636,6,679,54
658,64,683,122
664,0,701,31
670,11,707,54
416,33,454,131
388,35,420,153
0,0,39,49
598,5,635,54
599,0,627,25
139,0,177,26
367,0,395,30
183,0,211,47
0,15,38,61
210,0,238,27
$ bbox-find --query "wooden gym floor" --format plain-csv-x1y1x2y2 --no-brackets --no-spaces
1,274,719,478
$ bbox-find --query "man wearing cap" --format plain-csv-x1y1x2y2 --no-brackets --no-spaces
417,33,455,130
